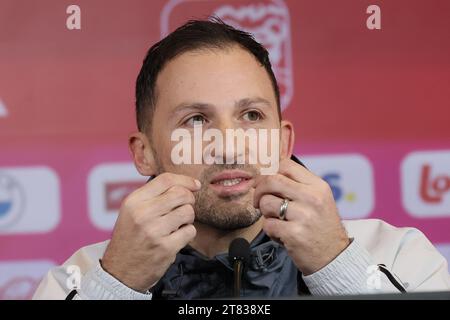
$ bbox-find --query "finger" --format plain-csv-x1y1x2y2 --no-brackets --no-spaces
262,217,288,240
258,194,284,219
151,185,196,216
259,194,303,222
135,173,201,200
165,224,197,251
277,158,317,185
253,174,303,208
156,204,195,235
264,218,303,248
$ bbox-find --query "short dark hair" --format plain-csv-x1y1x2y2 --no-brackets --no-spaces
135,18,281,133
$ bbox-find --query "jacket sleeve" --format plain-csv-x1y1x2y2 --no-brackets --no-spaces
32,241,153,300
385,227,450,292
32,265,73,299
302,237,404,295
302,219,450,295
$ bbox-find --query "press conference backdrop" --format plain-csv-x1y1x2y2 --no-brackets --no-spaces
0,0,449,299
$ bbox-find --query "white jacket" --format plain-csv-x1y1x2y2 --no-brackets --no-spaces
33,219,450,299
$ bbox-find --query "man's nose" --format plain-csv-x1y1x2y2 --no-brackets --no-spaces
213,120,247,164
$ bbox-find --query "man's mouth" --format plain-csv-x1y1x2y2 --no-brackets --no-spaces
213,178,246,187
209,170,254,197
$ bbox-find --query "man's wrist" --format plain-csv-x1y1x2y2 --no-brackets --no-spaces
301,238,373,295
78,261,153,300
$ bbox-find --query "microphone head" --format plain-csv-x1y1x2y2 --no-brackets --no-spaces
229,238,251,265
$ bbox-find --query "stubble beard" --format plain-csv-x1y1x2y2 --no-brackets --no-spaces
156,159,261,230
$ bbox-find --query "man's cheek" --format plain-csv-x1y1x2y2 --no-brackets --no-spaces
168,164,204,179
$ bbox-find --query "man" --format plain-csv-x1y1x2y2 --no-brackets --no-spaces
33,19,449,300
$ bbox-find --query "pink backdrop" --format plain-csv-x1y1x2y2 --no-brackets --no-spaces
0,0,449,299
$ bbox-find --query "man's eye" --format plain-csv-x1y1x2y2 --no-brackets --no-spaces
185,115,206,126
242,111,262,121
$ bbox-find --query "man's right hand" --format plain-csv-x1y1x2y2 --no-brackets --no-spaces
101,173,200,293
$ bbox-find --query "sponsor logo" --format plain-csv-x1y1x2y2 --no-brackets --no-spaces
401,150,450,217
105,181,143,211
161,0,293,110
0,174,24,229
0,167,60,234
88,163,147,230
65,265,81,291
299,154,375,219
0,260,55,300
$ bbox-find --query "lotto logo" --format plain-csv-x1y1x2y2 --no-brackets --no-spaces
299,154,375,220
419,164,450,204
161,0,293,110
401,150,450,218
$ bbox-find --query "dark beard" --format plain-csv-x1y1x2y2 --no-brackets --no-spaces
193,164,261,230
154,150,262,230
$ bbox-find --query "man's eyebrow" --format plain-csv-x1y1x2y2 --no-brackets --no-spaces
235,97,272,109
172,97,272,114
172,102,213,114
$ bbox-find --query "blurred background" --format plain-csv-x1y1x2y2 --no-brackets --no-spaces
0,0,449,299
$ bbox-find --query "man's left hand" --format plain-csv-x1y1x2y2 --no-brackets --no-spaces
254,158,351,276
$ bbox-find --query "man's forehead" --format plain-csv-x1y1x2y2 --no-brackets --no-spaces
153,48,277,114
155,47,270,89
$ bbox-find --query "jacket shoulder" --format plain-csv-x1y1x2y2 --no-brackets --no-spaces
342,218,450,291
342,218,415,242
63,240,109,271
342,218,426,259
33,240,109,299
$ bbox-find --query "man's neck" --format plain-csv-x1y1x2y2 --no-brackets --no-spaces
189,218,264,258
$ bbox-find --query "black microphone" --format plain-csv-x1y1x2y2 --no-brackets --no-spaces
228,238,250,298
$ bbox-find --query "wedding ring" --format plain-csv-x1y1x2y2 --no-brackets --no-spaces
279,198,289,220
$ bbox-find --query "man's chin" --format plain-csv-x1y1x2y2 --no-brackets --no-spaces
193,185,259,230
194,205,261,231
195,217,259,231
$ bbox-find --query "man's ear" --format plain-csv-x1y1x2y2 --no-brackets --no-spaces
129,132,158,176
280,120,295,161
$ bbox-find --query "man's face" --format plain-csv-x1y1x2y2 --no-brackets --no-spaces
148,46,286,230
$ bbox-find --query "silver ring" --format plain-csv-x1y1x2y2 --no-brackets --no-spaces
279,198,289,220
